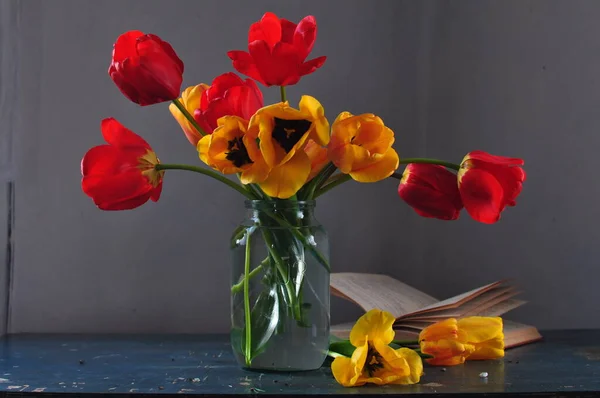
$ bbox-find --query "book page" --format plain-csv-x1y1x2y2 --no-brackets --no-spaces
330,273,438,318
400,286,516,321
398,281,504,318
503,320,543,348
477,299,526,316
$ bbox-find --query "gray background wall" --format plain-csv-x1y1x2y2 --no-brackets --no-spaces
1,0,597,333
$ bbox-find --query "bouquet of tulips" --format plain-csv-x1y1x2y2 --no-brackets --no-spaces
81,12,525,371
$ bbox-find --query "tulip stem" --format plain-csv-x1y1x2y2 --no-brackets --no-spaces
400,158,461,171
279,86,287,103
171,99,207,137
231,258,268,293
155,163,257,200
243,230,252,366
314,174,351,198
314,158,462,198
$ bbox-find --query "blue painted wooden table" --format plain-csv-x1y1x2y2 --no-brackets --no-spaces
0,330,598,396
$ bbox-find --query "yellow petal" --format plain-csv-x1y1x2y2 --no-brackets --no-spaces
457,317,504,344
392,348,423,385
349,147,399,183
304,140,329,181
420,339,471,366
349,309,396,347
331,343,368,387
169,84,208,146
468,335,505,360
258,151,311,199
240,157,271,184
197,135,213,167
299,95,330,146
419,318,458,342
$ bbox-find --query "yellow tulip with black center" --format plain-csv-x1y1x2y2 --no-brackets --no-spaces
331,309,423,387
197,116,270,183
328,112,399,183
246,95,330,199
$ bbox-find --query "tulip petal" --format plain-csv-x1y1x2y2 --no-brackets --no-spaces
293,15,317,59
81,145,122,177
227,50,264,85
280,19,296,44
349,147,399,183
456,317,504,344
299,56,327,77
111,30,144,63
150,182,163,202
169,84,206,145
399,183,462,220
249,12,282,48
258,151,311,199
331,343,368,387
350,309,396,347
299,95,329,146
468,338,505,360
421,340,468,366
466,150,524,166
99,193,152,211
82,172,152,208
459,168,505,224
419,318,458,342
206,72,244,102
101,118,150,149
250,41,301,87
304,140,328,181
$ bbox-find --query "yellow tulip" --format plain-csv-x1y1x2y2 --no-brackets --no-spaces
419,317,505,366
328,112,399,183
169,84,209,146
331,309,423,387
246,96,330,198
304,140,328,181
197,116,270,184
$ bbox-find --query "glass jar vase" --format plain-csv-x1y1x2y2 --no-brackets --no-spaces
230,200,330,371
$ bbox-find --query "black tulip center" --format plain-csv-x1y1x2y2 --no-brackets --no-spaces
226,137,253,167
366,344,385,376
272,117,312,153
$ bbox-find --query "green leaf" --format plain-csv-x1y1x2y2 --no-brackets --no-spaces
242,287,280,361
328,341,356,358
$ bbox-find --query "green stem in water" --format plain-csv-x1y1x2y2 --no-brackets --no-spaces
171,99,207,137
243,231,252,366
231,258,267,293
155,164,257,200
279,86,287,102
262,209,331,272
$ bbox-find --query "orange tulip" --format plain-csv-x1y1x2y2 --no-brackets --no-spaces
419,317,504,366
328,112,399,183
197,116,270,184
304,140,328,181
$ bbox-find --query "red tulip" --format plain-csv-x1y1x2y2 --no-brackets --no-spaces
81,118,164,210
108,30,184,106
398,164,463,220
194,72,264,134
227,12,326,86
458,151,526,224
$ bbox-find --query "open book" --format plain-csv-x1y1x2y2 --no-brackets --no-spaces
330,272,542,349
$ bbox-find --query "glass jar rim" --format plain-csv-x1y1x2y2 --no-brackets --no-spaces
244,199,316,209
